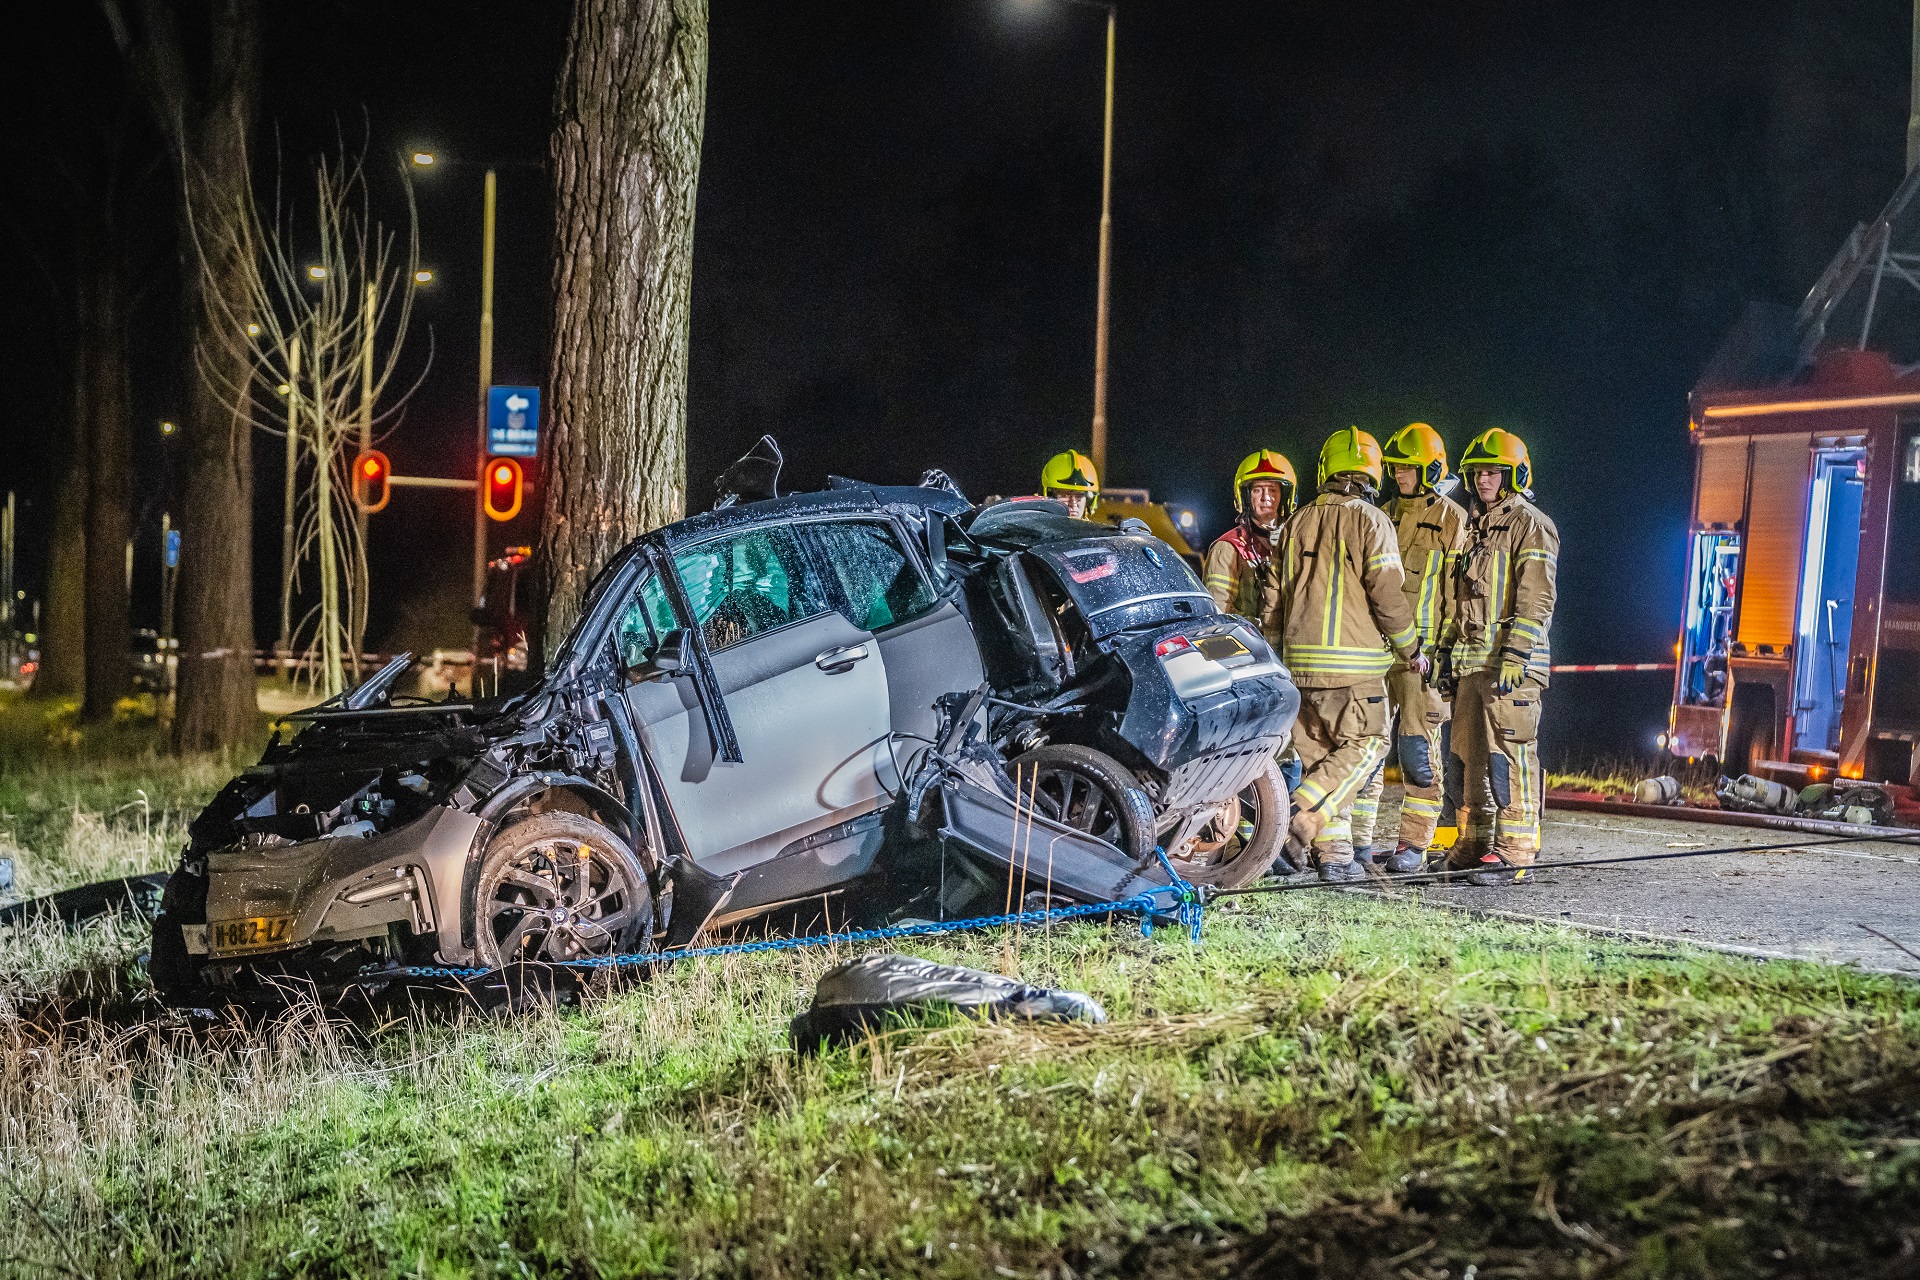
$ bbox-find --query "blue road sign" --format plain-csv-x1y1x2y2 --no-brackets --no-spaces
487,386,540,457
164,529,181,569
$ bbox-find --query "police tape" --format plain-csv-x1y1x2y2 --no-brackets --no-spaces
1548,662,1675,673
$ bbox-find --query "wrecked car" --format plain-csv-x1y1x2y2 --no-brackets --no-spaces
150,445,1298,1005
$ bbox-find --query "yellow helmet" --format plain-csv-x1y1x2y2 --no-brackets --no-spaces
1381,422,1449,490
1232,449,1296,514
1459,428,1531,493
1317,427,1383,488
1040,449,1100,511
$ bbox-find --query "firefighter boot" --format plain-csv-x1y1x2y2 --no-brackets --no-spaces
1383,843,1427,874
1464,851,1530,887
1317,842,1367,884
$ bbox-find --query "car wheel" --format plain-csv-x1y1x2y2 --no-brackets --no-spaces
473,813,653,969
1006,744,1155,859
1162,757,1287,889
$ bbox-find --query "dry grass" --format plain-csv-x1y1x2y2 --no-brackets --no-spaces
3,700,1918,1276
2,898,1917,1278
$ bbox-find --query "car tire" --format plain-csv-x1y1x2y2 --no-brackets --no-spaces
473,813,654,969
1006,744,1156,859
1162,757,1288,889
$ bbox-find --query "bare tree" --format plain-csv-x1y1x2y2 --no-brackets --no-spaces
193,146,424,698
537,0,708,656
102,0,262,752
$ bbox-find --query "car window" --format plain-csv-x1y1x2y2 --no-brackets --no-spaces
809,519,938,632
613,573,677,668
675,526,831,651
611,530,831,664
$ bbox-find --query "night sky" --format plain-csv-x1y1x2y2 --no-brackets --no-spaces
4,0,1913,761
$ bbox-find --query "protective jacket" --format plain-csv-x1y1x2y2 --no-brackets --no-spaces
1202,524,1273,618
1382,489,1469,648
1449,493,1558,686
1261,487,1421,687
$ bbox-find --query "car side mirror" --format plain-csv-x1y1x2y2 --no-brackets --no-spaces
629,628,689,682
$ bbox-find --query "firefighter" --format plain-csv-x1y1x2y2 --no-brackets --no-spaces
1039,450,1100,518
1351,423,1470,872
1439,427,1558,886
1204,449,1296,617
1261,428,1429,882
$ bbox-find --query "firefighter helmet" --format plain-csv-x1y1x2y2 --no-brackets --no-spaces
1381,422,1449,490
1232,449,1296,515
1459,428,1531,493
1317,427,1384,488
1040,449,1100,512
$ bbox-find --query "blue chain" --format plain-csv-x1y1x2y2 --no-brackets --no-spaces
369,851,1205,983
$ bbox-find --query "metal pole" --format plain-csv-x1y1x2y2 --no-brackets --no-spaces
353,280,376,679
1908,0,1920,174
159,511,175,693
1,492,13,679
1089,6,1115,481
279,336,301,674
473,169,497,618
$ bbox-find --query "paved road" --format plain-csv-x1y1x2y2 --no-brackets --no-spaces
1369,794,1920,976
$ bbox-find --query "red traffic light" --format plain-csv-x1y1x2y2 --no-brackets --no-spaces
484,456,524,522
351,449,392,512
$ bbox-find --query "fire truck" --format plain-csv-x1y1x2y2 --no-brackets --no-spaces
1669,170,1920,786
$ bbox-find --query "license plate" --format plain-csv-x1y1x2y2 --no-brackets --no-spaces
1195,634,1250,661
208,915,296,956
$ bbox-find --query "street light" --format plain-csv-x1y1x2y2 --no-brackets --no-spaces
409,147,501,615
1011,0,1116,479
159,420,176,436
307,265,327,280
413,269,434,285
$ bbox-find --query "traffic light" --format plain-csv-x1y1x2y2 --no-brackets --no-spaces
484,457,524,522
352,449,392,512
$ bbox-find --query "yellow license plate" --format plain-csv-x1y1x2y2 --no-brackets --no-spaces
1195,634,1250,661
208,915,296,956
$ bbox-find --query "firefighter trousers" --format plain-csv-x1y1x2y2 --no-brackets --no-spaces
1290,680,1390,865
1445,670,1544,867
1347,664,1450,853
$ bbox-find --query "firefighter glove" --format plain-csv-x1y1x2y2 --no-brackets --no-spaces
1496,649,1527,694
1433,647,1455,696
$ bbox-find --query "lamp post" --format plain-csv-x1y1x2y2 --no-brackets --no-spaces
1014,0,1116,479
410,151,499,620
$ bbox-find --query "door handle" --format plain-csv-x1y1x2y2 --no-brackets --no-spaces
814,643,870,673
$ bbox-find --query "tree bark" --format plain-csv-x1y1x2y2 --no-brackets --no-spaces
36,367,90,701
537,0,708,656
79,236,134,721
104,0,262,750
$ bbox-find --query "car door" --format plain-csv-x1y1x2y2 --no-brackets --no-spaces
618,523,894,885
801,517,985,749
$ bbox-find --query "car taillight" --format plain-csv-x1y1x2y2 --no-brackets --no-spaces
1155,634,1193,658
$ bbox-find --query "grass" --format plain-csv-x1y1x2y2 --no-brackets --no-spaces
1547,754,1723,806
0,690,236,1013
3,704,1919,1277
4,903,1917,1278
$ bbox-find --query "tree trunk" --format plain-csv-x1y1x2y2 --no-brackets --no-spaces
79,238,134,722
107,0,263,751
537,0,708,656
36,373,89,701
